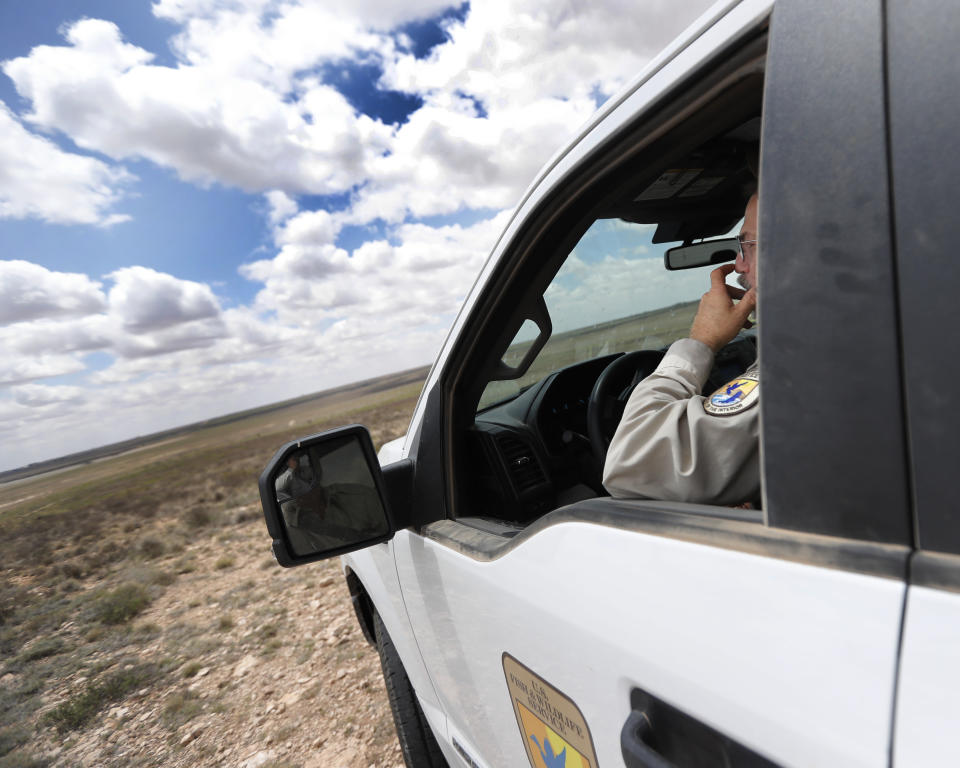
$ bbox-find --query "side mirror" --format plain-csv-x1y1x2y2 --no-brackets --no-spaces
258,425,401,567
664,237,738,270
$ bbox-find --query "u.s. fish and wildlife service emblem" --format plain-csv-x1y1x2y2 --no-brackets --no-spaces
704,369,760,416
503,654,599,768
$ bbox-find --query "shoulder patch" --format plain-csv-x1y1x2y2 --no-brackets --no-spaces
703,370,760,416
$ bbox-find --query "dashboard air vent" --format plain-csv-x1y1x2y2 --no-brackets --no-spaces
496,434,547,493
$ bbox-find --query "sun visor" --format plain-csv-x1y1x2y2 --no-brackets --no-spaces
603,199,746,244
652,215,744,244
601,137,758,243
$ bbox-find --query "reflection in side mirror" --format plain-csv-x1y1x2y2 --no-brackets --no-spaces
664,237,738,270
259,425,394,566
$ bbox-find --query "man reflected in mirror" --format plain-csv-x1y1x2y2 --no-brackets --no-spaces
276,453,317,509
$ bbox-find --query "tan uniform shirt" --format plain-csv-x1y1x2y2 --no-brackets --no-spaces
602,338,760,505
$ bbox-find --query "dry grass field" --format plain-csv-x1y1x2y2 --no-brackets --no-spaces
0,372,425,768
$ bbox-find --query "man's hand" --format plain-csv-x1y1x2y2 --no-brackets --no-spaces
689,264,757,353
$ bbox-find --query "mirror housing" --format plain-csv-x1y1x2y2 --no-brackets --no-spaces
664,237,738,270
258,424,410,567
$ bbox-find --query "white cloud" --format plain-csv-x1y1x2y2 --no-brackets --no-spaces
0,265,234,393
353,0,716,223
242,210,509,329
106,266,222,332
0,316,111,358
264,190,298,226
0,355,87,387
384,0,711,106
0,260,107,325
109,317,229,358
154,0,456,86
12,384,85,408
152,0,274,25
274,208,342,247
0,103,132,226
3,18,392,194
347,97,588,224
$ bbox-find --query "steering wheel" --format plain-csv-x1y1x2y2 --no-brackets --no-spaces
587,350,665,473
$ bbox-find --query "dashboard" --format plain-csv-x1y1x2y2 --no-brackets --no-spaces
466,354,617,521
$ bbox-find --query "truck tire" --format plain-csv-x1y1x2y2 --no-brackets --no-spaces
373,610,448,768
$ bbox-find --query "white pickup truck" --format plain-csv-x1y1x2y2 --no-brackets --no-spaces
258,0,960,765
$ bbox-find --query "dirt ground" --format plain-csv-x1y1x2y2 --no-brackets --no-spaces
0,392,419,768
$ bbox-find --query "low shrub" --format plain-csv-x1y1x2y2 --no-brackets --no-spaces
138,536,166,559
150,569,176,586
91,584,151,625
182,507,212,529
161,690,202,730
214,556,234,570
43,663,158,732
0,751,50,768
261,637,283,655
17,637,64,664
182,661,203,678
134,622,160,637
57,562,84,580
0,725,29,757
228,507,260,525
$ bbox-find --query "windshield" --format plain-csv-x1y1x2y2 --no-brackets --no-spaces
478,218,738,411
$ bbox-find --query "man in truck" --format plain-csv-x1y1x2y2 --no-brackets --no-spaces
603,193,760,505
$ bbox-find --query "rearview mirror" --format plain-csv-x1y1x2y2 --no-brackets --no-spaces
258,425,394,566
664,237,738,270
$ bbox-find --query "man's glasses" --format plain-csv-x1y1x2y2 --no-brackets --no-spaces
737,235,757,260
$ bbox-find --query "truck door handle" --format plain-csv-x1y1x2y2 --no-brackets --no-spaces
621,689,780,767
621,710,676,768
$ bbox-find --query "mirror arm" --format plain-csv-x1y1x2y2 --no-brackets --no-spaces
381,458,414,529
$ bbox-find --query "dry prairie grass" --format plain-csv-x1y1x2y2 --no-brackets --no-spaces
0,378,422,768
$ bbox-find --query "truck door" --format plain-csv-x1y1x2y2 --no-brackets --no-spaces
394,2,912,767
886,4,960,764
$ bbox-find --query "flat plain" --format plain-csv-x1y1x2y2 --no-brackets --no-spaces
0,369,426,768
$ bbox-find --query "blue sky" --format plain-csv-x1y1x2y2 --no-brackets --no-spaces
0,0,714,471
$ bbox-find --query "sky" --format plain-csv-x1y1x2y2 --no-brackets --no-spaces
0,0,716,471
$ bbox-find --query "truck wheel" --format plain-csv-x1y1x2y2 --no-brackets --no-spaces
373,610,448,768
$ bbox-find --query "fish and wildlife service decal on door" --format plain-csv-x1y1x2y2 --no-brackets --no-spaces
503,654,599,768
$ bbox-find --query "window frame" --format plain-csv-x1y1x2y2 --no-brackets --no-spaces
442,29,772,525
